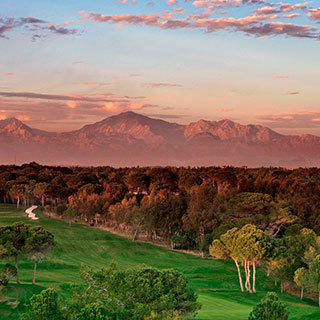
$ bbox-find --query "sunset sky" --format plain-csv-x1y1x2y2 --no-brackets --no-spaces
1,0,319,135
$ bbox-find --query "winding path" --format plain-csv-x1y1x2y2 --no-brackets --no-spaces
25,205,39,220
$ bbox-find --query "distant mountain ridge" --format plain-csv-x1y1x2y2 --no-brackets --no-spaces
1,111,320,167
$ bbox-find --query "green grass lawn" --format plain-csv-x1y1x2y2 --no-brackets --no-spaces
1,204,320,319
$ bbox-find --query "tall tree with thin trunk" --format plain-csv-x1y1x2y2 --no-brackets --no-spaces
0,222,31,284
294,267,308,300
308,254,320,307
33,182,48,207
25,226,55,284
210,227,244,292
237,224,271,294
9,184,25,208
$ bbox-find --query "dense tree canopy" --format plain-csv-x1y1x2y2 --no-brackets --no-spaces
23,263,200,320
1,164,320,255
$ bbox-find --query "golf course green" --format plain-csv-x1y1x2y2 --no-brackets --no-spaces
1,204,320,320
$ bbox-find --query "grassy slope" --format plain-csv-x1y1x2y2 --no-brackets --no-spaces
0,204,320,320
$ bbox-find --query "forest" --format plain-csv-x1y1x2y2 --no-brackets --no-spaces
1,162,320,317
1,162,320,244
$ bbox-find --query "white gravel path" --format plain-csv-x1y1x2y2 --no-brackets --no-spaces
25,205,39,220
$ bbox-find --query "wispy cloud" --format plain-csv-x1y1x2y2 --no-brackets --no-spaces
273,74,288,79
0,90,160,130
0,16,77,39
216,108,233,113
72,82,111,86
257,111,320,130
286,91,299,95
309,8,320,21
142,82,182,87
77,5,320,40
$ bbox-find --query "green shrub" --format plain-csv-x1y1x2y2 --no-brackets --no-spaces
248,293,289,320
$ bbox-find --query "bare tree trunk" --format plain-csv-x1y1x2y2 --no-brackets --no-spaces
17,196,20,208
247,261,252,293
234,259,244,292
244,260,250,292
15,256,20,284
318,292,320,307
300,288,304,300
200,229,204,258
41,194,45,207
32,257,37,285
245,260,252,293
133,229,139,241
252,261,256,293
281,281,284,293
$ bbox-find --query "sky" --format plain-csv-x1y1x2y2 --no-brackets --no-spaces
0,0,320,135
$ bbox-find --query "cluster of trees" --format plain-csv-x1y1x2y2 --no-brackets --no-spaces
0,222,55,285
210,223,320,306
210,224,272,293
22,263,200,320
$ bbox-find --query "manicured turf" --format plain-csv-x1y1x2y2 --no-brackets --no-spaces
0,204,320,319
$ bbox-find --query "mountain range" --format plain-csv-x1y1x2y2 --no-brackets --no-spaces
1,111,320,167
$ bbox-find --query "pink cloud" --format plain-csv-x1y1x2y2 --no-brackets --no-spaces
216,108,233,113
0,90,158,129
309,8,320,21
78,10,320,40
256,111,320,130
72,81,111,86
273,74,288,79
143,82,182,87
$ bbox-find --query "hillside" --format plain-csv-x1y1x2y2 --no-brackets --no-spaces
1,112,320,167
0,204,320,320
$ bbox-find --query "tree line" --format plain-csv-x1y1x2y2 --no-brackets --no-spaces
1,163,319,249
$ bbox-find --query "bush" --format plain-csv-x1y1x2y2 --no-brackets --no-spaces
22,288,63,320
248,293,289,320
